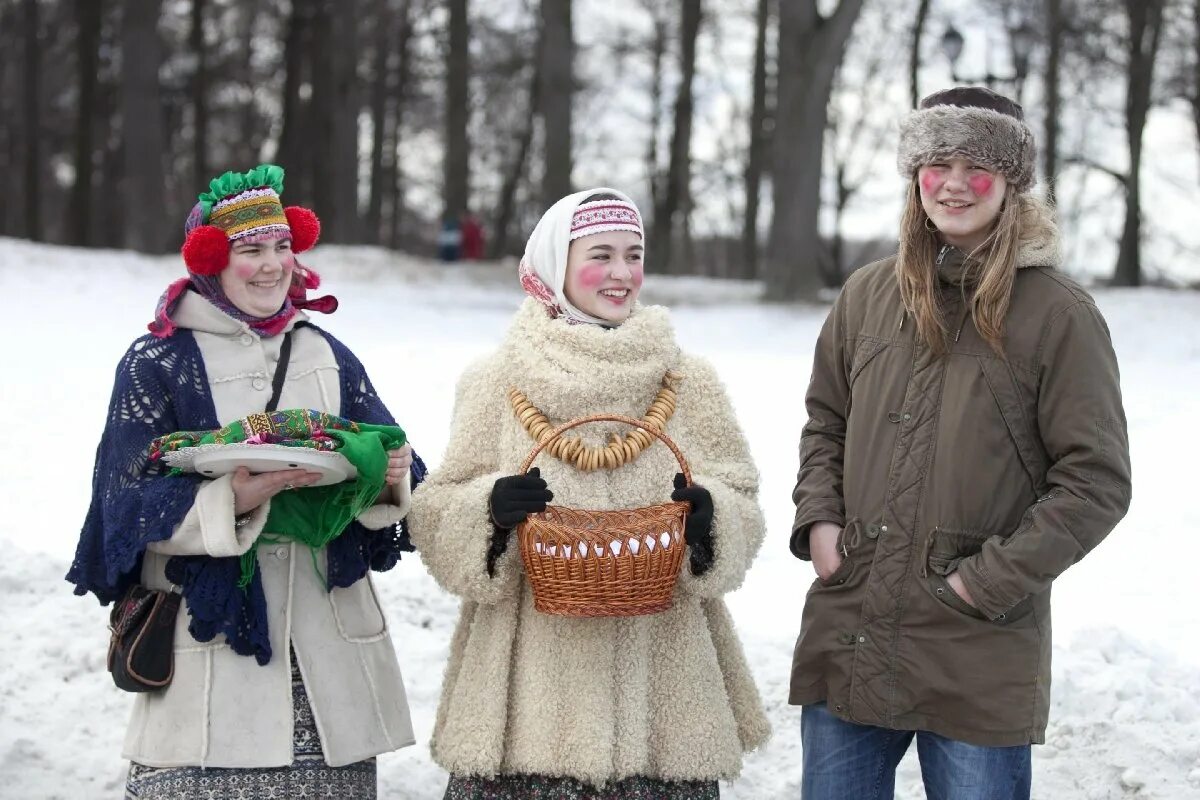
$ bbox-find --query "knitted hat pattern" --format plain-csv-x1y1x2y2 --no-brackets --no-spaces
181,164,321,275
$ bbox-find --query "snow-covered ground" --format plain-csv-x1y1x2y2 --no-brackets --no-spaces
1,237,1197,799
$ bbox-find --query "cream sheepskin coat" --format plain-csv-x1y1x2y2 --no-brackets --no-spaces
125,292,414,768
410,298,770,785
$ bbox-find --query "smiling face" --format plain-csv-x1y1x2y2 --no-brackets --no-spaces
563,229,644,325
918,157,1007,253
218,235,295,318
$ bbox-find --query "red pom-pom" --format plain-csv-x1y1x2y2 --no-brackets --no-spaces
181,225,230,275
285,206,321,253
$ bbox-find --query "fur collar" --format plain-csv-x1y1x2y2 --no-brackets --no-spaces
498,298,681,422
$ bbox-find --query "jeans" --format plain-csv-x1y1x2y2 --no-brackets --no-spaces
800,703,1031,800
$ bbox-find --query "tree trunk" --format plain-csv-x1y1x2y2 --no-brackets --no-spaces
278,0,314,205
328,0,362,242
741,0,771,279
1193,0,1200,184
190,0,207,189
492,49,540,258
387,4,413,249
645,12,668,212
120,0,168,252
22,0,41,241
765,0,864,300
443,0,470,220
909,0,931,108
653,0,702,276
366,0,393,243
1043,0,1062,205
539,0,573,205
69,0,102,245
1113,0,1165,287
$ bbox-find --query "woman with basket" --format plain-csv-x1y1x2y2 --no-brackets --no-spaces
789,87,1132,799
67,164,422,799
410,188,770,798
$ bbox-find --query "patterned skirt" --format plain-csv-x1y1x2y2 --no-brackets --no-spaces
444,773,720,800
125,651,376,799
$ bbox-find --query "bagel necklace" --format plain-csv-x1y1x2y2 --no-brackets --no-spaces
508,372,680,472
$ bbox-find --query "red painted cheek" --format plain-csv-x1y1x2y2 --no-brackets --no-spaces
575,262,607,289
230,262,259,280
630,265,644,287
919,172,941,196
968,174,994,197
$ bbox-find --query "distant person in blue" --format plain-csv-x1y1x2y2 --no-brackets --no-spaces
439,216,462,262
67,164,424,799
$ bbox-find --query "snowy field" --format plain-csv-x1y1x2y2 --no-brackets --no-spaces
1,237,1198,799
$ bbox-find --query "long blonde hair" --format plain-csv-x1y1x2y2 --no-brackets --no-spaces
895,179,1053,356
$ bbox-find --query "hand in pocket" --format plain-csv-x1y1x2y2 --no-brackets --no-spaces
810,521,844,581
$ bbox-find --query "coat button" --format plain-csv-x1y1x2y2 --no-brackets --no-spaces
252,377,267,391
902,412,912,421
834,704,844,712
866,523,880,538
887,412,902,423
239,334,253,346
857,635,866,643
275,546,289,560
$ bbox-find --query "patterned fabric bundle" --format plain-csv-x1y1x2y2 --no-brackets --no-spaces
150,409,360,459
67,328,424,665
150,409,407,587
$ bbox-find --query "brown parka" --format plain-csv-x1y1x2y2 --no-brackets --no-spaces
789,219,1132,747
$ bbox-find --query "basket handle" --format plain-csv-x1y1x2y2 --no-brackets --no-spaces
518,414,692,485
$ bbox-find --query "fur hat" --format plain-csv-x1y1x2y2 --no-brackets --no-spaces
897,86,1037,193
181,164,321,275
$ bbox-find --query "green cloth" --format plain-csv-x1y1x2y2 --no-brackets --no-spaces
247,422,406,588
150,409,406,588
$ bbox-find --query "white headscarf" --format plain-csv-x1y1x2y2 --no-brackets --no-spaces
518,186,645,325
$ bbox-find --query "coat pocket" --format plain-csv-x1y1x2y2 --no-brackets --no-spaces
848,338,890,390
816,518,861,588
328,576,389,642
922,527,1034,626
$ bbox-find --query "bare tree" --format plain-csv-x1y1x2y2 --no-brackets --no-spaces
765,0,865,300
22,0,41,241
443,0,471,220
190,0,208,189
654,0,703,275
1112,0,1167,286
539,0,573,205
742,0,773,278
909,0,931,108
367,0,395,243
1044,0,1063,204
69,0,103,245
120,0,168,252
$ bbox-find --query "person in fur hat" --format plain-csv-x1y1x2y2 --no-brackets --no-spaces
788,87,1132,799
67,164,423,799
409,188,770,798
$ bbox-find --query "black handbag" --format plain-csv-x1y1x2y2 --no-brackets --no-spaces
107,585,182,692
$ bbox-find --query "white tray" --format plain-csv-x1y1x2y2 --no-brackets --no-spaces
161,443,357,487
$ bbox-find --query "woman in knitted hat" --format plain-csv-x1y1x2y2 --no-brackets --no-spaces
68,164,423,799
409,188,770,798
788,87,1132,799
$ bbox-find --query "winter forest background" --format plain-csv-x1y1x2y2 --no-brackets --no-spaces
2,1,1200,798
2,0,1199,289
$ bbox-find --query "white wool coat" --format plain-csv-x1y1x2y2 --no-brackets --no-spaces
409,299,770,785
123,291,414,768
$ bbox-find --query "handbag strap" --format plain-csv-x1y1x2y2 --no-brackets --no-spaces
265,322,311,413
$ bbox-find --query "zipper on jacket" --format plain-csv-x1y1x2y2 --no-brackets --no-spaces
935,244,952,266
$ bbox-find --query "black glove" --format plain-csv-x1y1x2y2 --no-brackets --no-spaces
672,472,714,576
486,467,553,576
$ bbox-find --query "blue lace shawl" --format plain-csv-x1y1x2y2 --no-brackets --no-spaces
66,325,426,665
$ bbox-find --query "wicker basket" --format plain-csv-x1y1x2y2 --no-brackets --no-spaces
515,414,692,618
